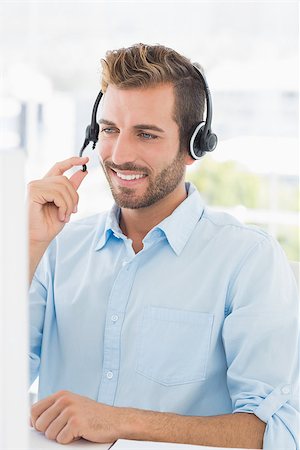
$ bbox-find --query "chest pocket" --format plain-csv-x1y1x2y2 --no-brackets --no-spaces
136,306,214,386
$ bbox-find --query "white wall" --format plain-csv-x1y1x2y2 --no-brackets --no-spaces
0,149,28,449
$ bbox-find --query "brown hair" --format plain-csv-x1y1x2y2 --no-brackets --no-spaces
100,43,205,151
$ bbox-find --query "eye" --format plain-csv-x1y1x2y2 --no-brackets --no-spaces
139,132,158,140
101,127,118,134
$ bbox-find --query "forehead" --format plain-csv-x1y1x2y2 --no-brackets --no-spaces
100,83,177,126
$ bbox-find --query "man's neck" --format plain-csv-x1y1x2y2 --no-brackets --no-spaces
119,182,188,252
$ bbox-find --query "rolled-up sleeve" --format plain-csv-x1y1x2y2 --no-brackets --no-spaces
222,234,299,449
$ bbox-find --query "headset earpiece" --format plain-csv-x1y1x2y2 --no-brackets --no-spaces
79,91,103,171
190,122,205,159
205,132,218,153
85,125,91,141
189,65,218,160
190,122,218,160
85,123,99,146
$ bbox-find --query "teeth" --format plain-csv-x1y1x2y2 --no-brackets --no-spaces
116,172,146,181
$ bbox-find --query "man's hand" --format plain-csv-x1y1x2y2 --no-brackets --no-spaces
30,390,123,444
28,156,89,245
27,156,89,285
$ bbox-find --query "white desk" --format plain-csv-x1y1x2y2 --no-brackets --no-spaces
29,428,112,449
29,429,253,450
112,439,246,449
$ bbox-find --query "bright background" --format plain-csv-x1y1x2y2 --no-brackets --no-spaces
0,0,299,260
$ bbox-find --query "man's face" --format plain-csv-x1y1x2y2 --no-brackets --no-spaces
97,83,190,209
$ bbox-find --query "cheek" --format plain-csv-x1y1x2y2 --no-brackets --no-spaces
97,140,111,162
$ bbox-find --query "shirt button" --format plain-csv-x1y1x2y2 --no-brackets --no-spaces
106,371,113,380
281,385,290,395
111,314,119,322
122,260,128,267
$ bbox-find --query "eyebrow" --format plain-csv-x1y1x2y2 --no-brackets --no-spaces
99,118,165,133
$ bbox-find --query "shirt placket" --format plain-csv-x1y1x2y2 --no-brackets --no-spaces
97,243,136,405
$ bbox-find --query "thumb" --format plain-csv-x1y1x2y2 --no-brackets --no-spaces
69,169,88,191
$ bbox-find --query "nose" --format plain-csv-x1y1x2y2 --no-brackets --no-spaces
111,132,137,167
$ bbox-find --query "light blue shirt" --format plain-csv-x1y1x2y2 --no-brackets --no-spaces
29,182,299,449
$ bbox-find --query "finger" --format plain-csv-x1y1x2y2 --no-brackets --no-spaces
35,402,63,434
69,169,88,192
44,157,89,178
44,411,69,442
41,189,70,222
56,419,78,445
31,394,57,426
58,177,80,214
52,180,79,220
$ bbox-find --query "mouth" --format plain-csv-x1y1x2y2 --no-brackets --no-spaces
109,168,148,187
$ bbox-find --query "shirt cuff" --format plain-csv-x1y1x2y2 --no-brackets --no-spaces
254,383,292,423
233,384,299,449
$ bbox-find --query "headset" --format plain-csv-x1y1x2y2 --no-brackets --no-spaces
79,64,217,172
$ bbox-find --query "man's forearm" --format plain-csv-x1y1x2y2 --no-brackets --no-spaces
120,408,266,449
30,391,267,446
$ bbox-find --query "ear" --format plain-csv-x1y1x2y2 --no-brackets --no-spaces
184,152,196,166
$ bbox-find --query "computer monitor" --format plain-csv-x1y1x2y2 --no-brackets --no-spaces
0,148,28,449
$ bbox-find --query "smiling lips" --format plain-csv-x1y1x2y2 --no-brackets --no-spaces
111,168,148,182
116,172,146,181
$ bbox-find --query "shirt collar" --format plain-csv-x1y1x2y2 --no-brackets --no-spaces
94,203,123,251
153,182,205,255
94,182,205,255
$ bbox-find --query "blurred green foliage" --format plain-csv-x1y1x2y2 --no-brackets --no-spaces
276,226,299,261
186,157,299,261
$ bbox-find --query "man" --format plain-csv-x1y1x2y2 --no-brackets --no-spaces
28,43,299,448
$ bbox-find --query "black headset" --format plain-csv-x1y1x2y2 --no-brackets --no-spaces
79,64,217,172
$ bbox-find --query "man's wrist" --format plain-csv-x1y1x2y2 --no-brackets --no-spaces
29,238,51,248
29,240,51,285
117,407,177,442
116,407,147,441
